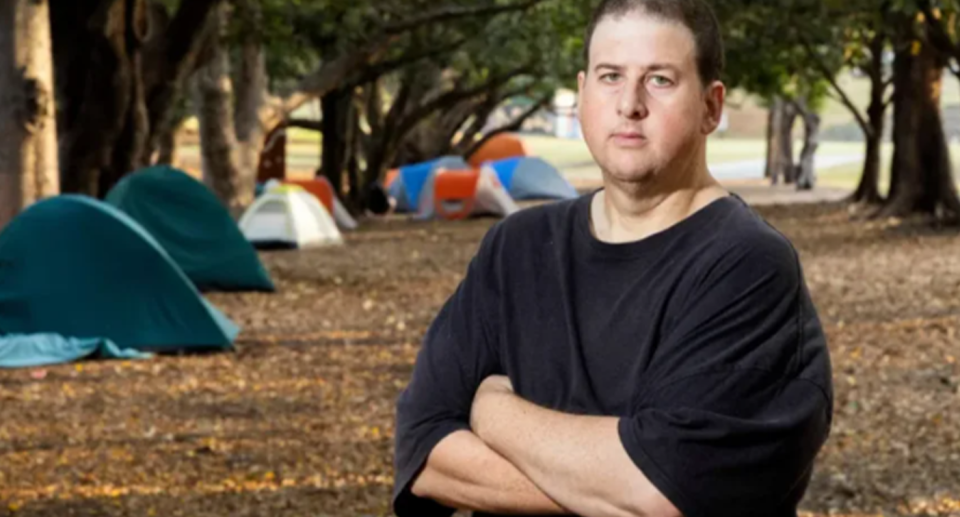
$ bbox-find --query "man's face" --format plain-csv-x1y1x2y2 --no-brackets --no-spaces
578,11,724,185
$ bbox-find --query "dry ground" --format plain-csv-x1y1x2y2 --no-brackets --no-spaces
2,201,960,516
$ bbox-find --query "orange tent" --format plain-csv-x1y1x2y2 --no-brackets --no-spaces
432,169,480,220
285,178,335,213
384,169,400,188
283,176,358,230
467,133,529,168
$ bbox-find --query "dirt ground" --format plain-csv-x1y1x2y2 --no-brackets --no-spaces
2,200,960,517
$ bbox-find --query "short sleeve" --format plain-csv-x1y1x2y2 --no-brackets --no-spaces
393,225,503,517
619,235,833,517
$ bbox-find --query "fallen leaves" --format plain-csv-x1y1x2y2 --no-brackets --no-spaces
0,206,959,516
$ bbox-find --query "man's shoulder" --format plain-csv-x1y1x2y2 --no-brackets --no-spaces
483,196,583,248
695,197,800,276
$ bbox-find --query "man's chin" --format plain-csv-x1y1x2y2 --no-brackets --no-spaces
600,165,656,185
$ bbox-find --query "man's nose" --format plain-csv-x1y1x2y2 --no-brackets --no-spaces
616,79,648,120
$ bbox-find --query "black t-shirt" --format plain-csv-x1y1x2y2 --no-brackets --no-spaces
393,192,834,517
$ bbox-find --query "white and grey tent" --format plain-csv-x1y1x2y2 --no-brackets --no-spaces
239,185,343,248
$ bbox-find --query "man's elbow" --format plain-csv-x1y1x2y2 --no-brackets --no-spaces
633,494,683,517
597,487,682,517
409,465,439,499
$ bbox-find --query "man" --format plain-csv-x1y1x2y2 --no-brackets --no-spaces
394,1,833,516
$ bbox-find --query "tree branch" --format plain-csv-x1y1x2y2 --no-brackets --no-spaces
396,64,535,138
344,38,468,90
268,38,396,130
466,93,552,159
883,91,894,110
797,32,871,138
264,1,543,133
919,1,960,62
140,0,222,163
382,0,543,35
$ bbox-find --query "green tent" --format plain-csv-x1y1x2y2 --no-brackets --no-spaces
0,195,239,352
106,165,275,292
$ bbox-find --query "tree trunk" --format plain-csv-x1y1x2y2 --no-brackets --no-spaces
794,99,820,191
856,128,884,204
52,0,218,196
778,100,798,184
0,0,60,230
101,44,149,195
232,0,266,207
765,97,796,184
155,117,182,165
52,0,145,196
320,87,353,196
851,32,887,205
764,99,779,180
139,0,220,165
192,4,244,216
345,95,364,210
880,38,960,219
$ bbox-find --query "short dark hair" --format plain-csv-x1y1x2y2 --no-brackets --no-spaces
583,0,725,86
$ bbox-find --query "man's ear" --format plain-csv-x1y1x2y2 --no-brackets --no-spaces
701,80,726,135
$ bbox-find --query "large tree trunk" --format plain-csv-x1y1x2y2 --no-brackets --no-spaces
794,98,820,191
52,0,145,196
851,32,887,205
880,38,960,219
101,44,149,195
51,0,216,197
0,0,60,230
192,4,244,216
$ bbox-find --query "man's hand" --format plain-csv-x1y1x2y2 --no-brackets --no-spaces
471,375,514,435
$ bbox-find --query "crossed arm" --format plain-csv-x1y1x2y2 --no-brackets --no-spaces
410,375,683,517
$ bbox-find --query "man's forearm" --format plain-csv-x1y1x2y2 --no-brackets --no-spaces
411,429,569,515
472,392,681,517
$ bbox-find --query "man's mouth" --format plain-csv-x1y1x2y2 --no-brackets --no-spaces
611,131,647,147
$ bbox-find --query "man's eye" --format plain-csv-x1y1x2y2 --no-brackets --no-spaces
600,73,621,83
649,75,673,87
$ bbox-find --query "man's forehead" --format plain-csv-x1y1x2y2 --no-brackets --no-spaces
588,12,696,69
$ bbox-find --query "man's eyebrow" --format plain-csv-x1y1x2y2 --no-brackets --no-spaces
592,62,681,73
646,63,681,73
593,63,623,72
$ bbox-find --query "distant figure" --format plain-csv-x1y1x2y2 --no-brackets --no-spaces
363,182,392,215
394,1,833,517
257,125,287,183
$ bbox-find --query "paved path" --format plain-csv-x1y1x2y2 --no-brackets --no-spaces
562,155,858,206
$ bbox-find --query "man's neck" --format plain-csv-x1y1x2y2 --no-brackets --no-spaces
590,159,727,244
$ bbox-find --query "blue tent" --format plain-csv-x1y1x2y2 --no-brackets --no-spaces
0,334,150,369
388,156,468,212
0,196,239,353
483,157,578,200
106,165,275,292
